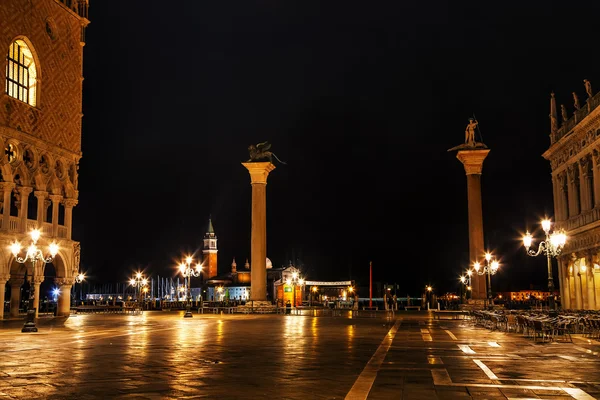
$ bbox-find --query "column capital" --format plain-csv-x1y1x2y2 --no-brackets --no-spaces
34,190,48,199
48,194,63,203
16,186,33,196
62,198,78,208
0,274,10,282
55,277,75,286
0,182,16,191
9,278,24,286
32,275,44,285
455,149,490,175
242,162,276,184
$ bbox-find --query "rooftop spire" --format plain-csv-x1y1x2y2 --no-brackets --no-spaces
207,216,214,234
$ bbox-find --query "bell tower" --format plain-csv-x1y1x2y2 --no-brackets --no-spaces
202,218,218,279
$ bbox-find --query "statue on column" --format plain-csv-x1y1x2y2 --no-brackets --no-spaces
464,118,478,146
247,141,286,164
584,79,593,99
573,92,581,110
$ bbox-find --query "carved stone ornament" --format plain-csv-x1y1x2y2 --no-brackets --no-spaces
73,242,81,271
54,277,75,286
580,155,590,176
567,164,578,183
594,149,600,166
558,172,567,189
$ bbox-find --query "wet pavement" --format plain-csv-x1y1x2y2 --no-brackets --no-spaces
0,311,599,399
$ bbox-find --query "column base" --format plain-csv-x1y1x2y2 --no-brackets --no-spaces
21,309,37,333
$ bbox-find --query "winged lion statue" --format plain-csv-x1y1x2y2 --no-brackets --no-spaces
247,141,286,164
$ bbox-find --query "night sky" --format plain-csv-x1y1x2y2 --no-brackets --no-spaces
74,1,600,296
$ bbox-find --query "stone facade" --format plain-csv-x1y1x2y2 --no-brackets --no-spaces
0,0,89,318
543,86,600,310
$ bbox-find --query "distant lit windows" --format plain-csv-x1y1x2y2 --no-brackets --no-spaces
6,39,37,106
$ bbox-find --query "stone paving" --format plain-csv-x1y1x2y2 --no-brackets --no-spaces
0,311,599,399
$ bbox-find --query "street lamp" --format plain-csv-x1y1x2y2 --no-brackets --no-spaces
285,270,304,307
523,218,567,310
128,272,148,306
473,252,500,308
72,272,85,307
310,286,318,307
178,256,202,318
216,286,224,301
10,228,59,333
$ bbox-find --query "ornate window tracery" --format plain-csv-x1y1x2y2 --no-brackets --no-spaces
5,39,38,107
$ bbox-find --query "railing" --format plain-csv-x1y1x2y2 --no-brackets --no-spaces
556,207,600,231
0,217,68,239
553,91,600,144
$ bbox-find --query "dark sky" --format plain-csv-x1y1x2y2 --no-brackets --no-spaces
74,1,600,296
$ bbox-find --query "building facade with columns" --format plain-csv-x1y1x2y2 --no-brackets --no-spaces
0,0,89,318
543,82,600,310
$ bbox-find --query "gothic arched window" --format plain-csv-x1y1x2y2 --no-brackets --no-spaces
5,39,38,107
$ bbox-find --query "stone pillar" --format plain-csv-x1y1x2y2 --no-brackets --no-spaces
9,278,23,317
456,149,490,301
54,278,73,317
573,255,583,310
558,258,569,309
593,149,600,208
1,182,15,232
32,275,43,318
552,175,562,221
584,253,596,310
49,194,62,237
567,164,580,217
0,274,9,319
62,199,78,240
558,173,569,221
242,162,276,302
17,187,33,233
579,156,592,211
34,191,48,227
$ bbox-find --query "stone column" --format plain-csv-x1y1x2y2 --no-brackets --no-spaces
242,162,276,302
558,173,569,220
0,274,9,319
573,256,583,310
9,278,23,317
62,199,78,240
567,164,580,217
552,175,562,221
557,258,569,309
17,187,33,233
584,253,596,310
593,149,600,208
1,182,15,232
49,194,62,237
34,191,48,227
456,149,490,301
32,275,44,318
54,278,73,317
580,156,592,211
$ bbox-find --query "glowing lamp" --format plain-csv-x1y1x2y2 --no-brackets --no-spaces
10,241,21,257
30,229,41,243
541,219,551,233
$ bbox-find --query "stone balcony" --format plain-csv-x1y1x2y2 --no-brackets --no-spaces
556,207,600,232
0,216,67,239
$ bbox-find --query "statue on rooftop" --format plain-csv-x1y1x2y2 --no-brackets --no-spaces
573,92,581,110
561,104,568,123
584,79,593,98
465,118,478,146
247,141,286,164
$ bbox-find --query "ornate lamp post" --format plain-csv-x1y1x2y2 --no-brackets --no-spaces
178,256,202,318
523,218,567,310
473,252,499,308
128,272,148,307
285,270,304,307
10,229,59,333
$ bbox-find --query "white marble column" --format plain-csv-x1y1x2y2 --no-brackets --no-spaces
9,278,23,317
1,182,15,232
558,258,570,309
62,199,77,240
32,275,43,318
34,191,48,227
584,253,596,310
54,278,73,317
0,274,9,319
17,187,33,233
49,194,62,237
593,149,600,208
